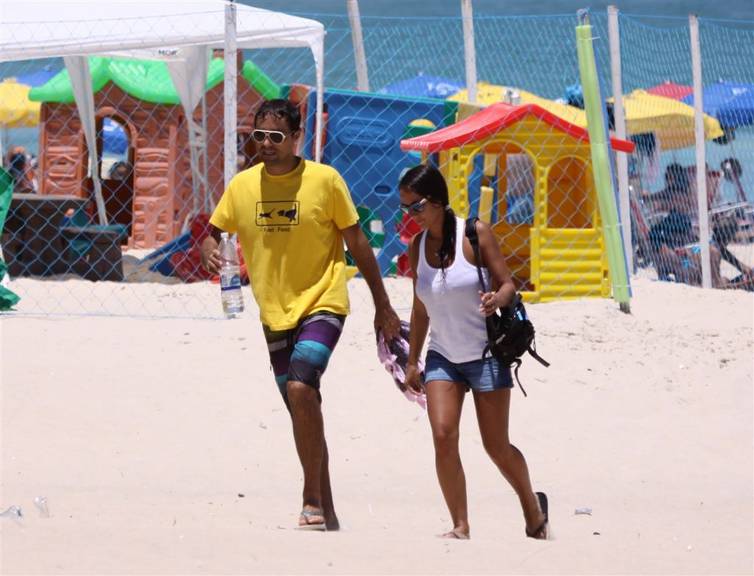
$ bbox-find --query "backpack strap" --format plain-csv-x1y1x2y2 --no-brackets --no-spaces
466,217,544,396
527,342,551,368
511,359,527,397
465,217,489,293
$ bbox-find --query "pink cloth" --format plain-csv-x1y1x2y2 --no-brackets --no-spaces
376,321,426,409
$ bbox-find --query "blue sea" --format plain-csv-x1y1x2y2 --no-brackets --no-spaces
245,0,754,21
234,0,754,202
2,0,753,199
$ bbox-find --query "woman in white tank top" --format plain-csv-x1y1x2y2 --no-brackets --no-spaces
400,164,548,541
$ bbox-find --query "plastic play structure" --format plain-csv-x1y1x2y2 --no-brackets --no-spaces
28,56,280,248
401,102,634,302
299,87,457,274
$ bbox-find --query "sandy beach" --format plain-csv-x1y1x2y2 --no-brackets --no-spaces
1,276,752,575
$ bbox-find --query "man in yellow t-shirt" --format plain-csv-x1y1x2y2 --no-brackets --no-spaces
201,99,399,532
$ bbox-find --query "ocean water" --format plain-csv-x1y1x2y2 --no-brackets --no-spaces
245,0,754,21
2,0,753,199
248,0,754,201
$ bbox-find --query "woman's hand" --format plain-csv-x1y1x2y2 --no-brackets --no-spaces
404,361,424,394
478,290,500,316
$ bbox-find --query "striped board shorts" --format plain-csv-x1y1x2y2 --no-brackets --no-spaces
262,311,346,404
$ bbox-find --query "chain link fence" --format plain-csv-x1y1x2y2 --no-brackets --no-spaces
1,5,752,318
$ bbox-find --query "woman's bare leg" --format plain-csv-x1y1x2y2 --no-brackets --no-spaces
426,380,469,538
473,388,546,537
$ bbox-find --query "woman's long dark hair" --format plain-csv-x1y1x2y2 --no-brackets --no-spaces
399,164,456,275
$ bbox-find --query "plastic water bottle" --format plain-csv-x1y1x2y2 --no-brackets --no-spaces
219,232,244,318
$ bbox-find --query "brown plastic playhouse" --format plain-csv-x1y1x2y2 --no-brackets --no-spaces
31,55,271,248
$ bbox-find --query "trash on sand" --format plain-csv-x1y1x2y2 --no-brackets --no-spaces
34,496,50,517
0,506,23,519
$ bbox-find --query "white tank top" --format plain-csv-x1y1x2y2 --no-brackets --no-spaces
415,217,490,363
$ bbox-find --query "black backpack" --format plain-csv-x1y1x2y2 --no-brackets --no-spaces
465,218,549,396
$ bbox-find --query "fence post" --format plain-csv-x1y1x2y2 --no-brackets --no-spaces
224,0,238,190
461,0,478,103
347,0,370,91
577,10,631,312
607,5,633,274
689,14,712,288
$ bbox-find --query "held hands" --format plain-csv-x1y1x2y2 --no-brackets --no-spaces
478,290,501,316
404,361,424,394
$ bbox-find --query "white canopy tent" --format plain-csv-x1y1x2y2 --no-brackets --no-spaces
0,0,325,224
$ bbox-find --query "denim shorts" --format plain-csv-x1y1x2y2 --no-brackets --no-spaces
425,350,513,393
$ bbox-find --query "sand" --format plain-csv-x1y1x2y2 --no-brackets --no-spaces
1,276,752,575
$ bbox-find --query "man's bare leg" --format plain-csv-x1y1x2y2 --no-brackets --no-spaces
320,441,339,530
287,380,326,526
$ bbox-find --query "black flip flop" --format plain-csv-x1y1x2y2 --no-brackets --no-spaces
526,491,549,539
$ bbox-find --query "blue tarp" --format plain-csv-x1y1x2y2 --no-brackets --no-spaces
379,74,464,99
683,82,754,129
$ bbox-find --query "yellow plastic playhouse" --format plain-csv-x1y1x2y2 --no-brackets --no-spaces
400,102,634,302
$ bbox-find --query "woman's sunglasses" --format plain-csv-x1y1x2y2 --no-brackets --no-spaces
251,129,288,145
400,197,429,215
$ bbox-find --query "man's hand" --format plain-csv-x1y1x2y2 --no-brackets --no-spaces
374,302,400,342
200,236,222,274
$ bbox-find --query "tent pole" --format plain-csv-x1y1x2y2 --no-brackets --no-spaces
202,83,210,212
224,0,238,190
63,55,108,225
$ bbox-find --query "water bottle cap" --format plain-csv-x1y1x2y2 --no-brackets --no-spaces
220,231,229,240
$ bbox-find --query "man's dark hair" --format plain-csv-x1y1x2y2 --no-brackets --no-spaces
664,162,689,193
8,152,26,180
254,99,301,132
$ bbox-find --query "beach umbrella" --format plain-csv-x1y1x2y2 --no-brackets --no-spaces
646,81,693,101
448,82,587,125
614,90,723,150
9,68,129,156
682,82,754,129
449,83,723,150
380,74,465,99
0,79,41,129
15,68,58,89
0,79,41,161
0,67,58,130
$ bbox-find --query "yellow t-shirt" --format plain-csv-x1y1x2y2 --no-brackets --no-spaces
210,159,359,330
